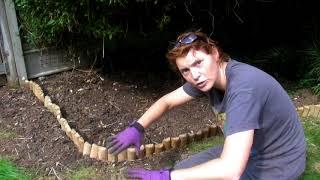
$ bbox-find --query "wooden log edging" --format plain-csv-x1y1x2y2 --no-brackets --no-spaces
23,80,320,163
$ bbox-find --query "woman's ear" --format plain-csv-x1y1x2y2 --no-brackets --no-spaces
211,47,220,62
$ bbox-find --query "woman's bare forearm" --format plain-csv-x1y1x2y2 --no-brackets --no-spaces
137,87,194,128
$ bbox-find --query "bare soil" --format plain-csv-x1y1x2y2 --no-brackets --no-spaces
38,70,215,144
0,70,319,178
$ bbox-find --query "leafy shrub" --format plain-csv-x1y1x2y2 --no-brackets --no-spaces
14,0,127,48
247,46,302,80
299,45,320,96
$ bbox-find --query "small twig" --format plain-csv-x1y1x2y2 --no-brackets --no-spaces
232,9,244,24
75,69,92,73
80,128,91,132
88,54,98,76
53,137,61,142
15,137,32,140
17,97,29,102
184,1,194,22
108,101,121,111
207,11,215,37
105,121,118,128
102,38,105,58
14,148,19,156
232,0,244,24
56,162,71,171
49,167,62,180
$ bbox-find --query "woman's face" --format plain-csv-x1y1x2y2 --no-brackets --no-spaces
176,48,220,92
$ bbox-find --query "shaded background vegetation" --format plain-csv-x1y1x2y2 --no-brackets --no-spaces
14,0,320,95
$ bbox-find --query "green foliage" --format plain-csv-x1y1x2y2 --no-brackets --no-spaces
248,43,320,95
299,45,320,96
0,157,31,180
248,46,301,79
13,0,179,50
14,0,128,48
300,117,320,179
156,15,171,31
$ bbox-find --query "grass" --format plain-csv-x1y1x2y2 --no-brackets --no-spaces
0,129,16,140
0,157,32,180
188,136,224,153
67,167,99,180
300,116,320,179
66,166,123,180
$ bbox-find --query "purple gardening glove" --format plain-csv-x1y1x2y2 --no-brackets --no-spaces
126,168,171,180
106,121,144,155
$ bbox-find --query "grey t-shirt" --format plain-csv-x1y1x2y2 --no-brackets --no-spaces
183,60,306,179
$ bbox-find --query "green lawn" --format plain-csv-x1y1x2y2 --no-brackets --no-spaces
188,136,224,153
0,157,32,180
300,116,320,179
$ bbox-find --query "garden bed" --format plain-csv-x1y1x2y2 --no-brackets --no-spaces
37,70,216,145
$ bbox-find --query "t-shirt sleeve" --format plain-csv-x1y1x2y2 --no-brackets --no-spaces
182,82,205,97
224,91,262,136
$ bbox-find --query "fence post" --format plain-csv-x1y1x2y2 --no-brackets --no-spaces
2,0,27,85
0,0,18,86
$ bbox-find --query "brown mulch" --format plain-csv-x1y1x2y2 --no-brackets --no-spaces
37,70,215,145
0,85,82,177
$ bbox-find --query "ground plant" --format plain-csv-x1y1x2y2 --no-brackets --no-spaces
0,157,32,180
300,116,320,179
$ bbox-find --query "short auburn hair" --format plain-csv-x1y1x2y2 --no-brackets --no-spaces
166,31,229,69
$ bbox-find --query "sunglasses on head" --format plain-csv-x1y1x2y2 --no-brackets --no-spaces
174,33,198,48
